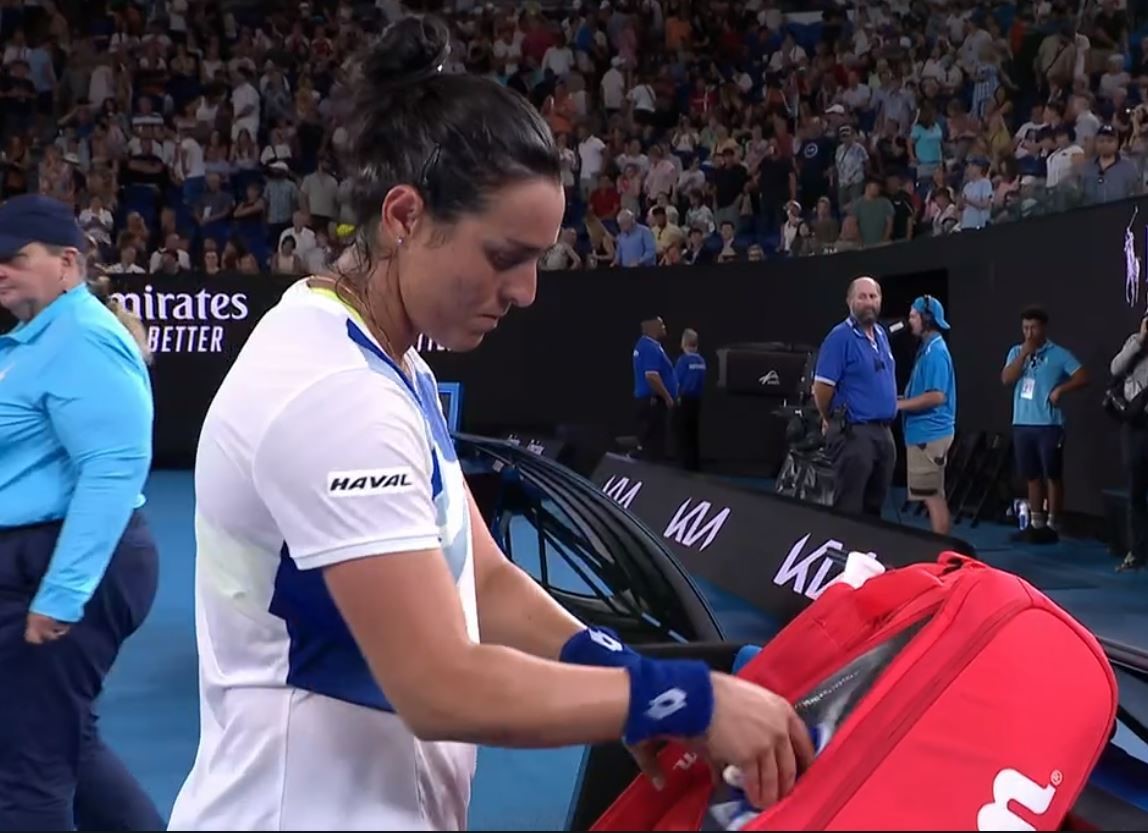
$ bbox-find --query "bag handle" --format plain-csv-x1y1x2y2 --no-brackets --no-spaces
851,552,976,622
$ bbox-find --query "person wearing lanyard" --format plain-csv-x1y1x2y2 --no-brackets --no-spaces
632,313,678,462
1000,306,1088,543
0,195,162,831
812,276,899,518
674,327,706,471
897,296,957,535
168,18,812,831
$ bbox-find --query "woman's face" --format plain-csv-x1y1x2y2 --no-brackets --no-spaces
396,177,564,352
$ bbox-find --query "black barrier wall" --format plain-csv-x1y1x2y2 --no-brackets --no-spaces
591,454,976,623
6,197,1142,515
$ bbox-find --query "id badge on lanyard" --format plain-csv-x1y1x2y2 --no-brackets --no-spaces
1020,376,1036,400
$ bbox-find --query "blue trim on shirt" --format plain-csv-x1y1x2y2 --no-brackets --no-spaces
0,285,153,622
271,542,397,713
266,316,475,712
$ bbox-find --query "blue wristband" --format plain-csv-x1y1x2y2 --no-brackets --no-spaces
560,627,641,669
623,657,714,746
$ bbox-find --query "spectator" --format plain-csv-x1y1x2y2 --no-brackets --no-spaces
615,209,657,268
0,0,1140,283
959,158,994,230
1081,124,1140,205
150,233,190,273
715,220,740,263
541,228,582,271
853,179,895,247
270,236,304,274
834,126,869,212
106,245,145,274
279,211,316,261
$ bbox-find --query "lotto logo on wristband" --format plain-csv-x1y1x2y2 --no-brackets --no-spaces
589,629,624,653
646,687,688,721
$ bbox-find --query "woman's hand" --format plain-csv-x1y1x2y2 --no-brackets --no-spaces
701,673,816,810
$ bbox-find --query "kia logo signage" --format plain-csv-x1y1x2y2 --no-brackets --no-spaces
591,454,975,624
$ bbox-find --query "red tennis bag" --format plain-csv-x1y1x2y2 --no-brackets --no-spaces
592,553,1118,831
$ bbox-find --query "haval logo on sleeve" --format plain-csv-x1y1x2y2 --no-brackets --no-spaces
663,499,730,551
602,475,643,510
327,467,417,497
774,534,845,599
976,768,1059,831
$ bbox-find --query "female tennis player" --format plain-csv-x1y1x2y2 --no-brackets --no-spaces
168,17,813,831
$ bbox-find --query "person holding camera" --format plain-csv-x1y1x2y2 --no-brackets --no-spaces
1108,315,1148,572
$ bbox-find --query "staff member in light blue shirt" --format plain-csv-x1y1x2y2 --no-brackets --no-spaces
1000,306,1088,543
812,276,899,517
674,327,706,471
633,314,677,461
0,195,163,831
897,296,957,535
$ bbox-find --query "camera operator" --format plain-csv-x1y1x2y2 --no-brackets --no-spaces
812,276,899,518
1107,315,1148,572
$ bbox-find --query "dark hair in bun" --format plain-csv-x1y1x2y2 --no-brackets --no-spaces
343,15,559,272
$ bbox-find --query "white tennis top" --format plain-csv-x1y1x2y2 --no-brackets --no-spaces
168,280,478,831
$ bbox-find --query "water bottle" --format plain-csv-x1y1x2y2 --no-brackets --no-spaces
1017,499,1030,531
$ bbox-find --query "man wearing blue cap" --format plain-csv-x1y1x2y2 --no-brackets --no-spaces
0,195,162,830
898,296,957,535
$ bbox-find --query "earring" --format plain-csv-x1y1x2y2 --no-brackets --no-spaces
397,236,405,247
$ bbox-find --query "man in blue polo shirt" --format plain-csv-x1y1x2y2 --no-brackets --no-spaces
812,276,899,517
898,296,957,535
633,314,677,461
1001,306,1088,543
674,327,706,471
0,195,162,829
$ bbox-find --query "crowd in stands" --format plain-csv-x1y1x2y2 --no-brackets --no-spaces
0,0,1146,276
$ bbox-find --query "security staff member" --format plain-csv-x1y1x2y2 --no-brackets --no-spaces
0,195,163,831
674,327,706,471
898,296,957,535
812,276,899,517
1001,306,1088,543
633,314,678,461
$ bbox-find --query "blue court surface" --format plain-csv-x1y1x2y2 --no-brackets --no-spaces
102,471,1148,830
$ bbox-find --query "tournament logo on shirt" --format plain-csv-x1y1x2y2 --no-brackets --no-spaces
110,283,250,355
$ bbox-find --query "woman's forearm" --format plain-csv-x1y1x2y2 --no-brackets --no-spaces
470,493,585,659
409,645,632,747
476,559,585,659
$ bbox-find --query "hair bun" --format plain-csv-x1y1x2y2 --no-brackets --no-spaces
364,16,451,90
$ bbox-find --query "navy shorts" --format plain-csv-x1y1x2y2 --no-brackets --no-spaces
1013,425,1065,481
